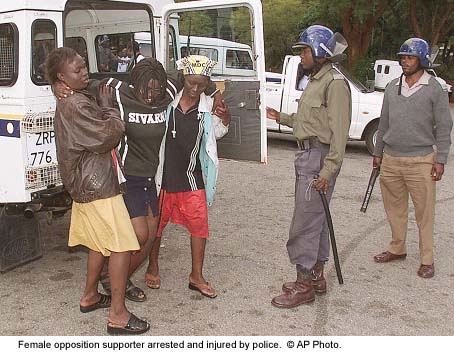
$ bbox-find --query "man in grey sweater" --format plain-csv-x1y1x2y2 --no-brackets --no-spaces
372,37,453,279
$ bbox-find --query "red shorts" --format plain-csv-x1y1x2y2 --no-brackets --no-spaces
157,189,209,238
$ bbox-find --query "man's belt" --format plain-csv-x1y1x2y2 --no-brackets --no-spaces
297,137,324,150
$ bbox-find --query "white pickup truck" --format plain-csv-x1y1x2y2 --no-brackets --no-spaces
266,55,384,154
374,59,452,92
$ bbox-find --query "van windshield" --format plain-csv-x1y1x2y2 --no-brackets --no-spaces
335,64,370,93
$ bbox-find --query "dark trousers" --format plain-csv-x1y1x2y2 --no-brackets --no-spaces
286,146,339,272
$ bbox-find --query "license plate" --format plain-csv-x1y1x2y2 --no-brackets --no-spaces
26,131,57,167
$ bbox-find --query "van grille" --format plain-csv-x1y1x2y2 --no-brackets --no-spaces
25,164,62,190
21,111,55,133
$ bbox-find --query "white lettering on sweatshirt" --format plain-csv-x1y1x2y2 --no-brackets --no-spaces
128,111,166,124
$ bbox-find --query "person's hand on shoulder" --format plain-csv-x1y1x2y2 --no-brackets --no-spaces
52,81,73,100
97,84,114,109
214,100,231,126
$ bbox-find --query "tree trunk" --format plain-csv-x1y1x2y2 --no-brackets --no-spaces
409,0,454,47
409,0,422,38
341,1,391,69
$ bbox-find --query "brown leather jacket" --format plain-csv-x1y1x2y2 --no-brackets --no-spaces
54,89,125,203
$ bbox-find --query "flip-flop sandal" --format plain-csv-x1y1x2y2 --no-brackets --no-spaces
125,280,147,302
145,274,161,289
107,313,150,335
188,281,217,298
80,293,111,313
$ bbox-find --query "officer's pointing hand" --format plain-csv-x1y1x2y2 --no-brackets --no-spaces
266,107,280,122
314,176,329,193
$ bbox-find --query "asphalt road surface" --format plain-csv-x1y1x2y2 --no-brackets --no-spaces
1,106,454,336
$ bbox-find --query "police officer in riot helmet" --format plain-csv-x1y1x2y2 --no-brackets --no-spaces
372,38,452,279
267,25,351,308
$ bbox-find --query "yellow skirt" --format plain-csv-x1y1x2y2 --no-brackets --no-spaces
68,194,140,256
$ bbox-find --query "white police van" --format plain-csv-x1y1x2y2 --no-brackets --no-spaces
0,0,266,271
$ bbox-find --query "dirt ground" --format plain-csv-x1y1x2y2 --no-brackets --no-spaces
1,108,454,336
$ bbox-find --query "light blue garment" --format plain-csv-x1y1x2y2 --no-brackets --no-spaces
155,92,228,206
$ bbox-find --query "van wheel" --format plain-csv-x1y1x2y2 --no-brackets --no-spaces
364,121,379,155
0,212,42,272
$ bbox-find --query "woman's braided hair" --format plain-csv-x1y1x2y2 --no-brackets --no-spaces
130,58,167,103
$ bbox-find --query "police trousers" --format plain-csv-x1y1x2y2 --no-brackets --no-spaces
286,144,339,272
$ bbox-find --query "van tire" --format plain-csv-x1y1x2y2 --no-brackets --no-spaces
364,120,379,155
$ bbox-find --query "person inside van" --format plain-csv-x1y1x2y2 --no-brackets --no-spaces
126,41,145,71
117,47,130,72
45,47,149,335
98,35,117,72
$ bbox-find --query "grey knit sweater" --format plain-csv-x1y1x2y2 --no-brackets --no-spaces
374,75,453,164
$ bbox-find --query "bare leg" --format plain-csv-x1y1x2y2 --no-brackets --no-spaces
129,208,158,277
100,207,158,297
80,249,104,307
188,236,216,298
145,237,161,287
107,251,131,325
190,236,207,284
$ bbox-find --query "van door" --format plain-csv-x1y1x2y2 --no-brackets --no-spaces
161,0,266,163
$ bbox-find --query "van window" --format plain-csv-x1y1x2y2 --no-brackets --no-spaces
95,31,154,72
181,46,219,61
226,49,253,69
65,3,153,74
377,65,382,73
31,20,57,84
170,7,256,77
384,66,390,74
65,37,89,71
0,23,18,86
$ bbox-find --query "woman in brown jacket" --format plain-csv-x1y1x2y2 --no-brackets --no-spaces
45,47,149,335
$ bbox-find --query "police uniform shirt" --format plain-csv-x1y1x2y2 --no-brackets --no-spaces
278,63,351,181
162,104,205,193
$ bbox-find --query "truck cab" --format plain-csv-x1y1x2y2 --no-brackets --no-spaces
374,59,452,93
266,55,384,154
0,0,266,271
180,35,255,77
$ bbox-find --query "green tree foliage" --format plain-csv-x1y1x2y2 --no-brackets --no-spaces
178,10,216,37
230,7,252,45
262,0,319,71
311,0,393,69
175,0,454,80
409,0,453,46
